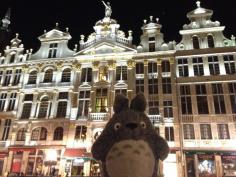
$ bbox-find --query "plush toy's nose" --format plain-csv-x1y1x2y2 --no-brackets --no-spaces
126,122,138,130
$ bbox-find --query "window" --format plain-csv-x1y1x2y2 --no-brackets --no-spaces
59,92,68,99
193,57,204,76
148,62,157,73
21,94,33,119
7,92,17,111
77,90,90,118
38,97,50,118
224,55,235,74
162,78,171,94
0,70,3,84
53,127,63,140
3,70,12,86
228,83,236,113
196,84,209,114
200,124,212,139
180,85,192,114
149,37,155,52
0,93,7,111
16,128,26,141
148,78,158,94
56,101,67,118
48,43,58,58
178,58,189,77
61,68,71,82
96,88,108,112
81,68,92,82
115,89,127,96
136,79,144,93
43,69,53,83
136,63,144,74
217,124,230,139
192,36,200,49
99,66,108,81
12,69,21,85
208,56,220,75
1,119,11,141
28,71,37,84
183,124,195,139
31,127,47,141
148,99,159,115
9,54,15,63
161,60,170,72
116,66,127,81
163,101,173,118
165,127,174,141
207,35,215,48
75,126,87,140
212,84,226,114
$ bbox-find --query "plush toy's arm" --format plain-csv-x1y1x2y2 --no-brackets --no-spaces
148,133,169,161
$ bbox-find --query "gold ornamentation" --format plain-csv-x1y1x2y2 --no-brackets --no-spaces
92,61,99,70
127,60,135,69
108,60,116,70
157,58,162,65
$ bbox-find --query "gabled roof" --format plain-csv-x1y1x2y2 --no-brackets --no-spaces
75,40,136,56
38,28,71,42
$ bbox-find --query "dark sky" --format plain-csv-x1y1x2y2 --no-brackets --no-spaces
0,0,236,52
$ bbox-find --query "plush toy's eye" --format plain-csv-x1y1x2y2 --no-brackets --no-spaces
114,122,122,130
140,121,146,129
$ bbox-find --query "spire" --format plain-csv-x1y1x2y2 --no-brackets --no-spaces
1,8,11,30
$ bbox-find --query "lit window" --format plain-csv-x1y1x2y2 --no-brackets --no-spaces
161,60,170,72
178,58,189,77
116,66,127,81
16,128,26,141
148,99,159,115
95,88,108,113
43,69,53,83
180,85,192,114
31,127,47,141
99,66,108,81
75,126,87,140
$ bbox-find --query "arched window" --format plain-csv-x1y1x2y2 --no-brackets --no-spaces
31,127,47,141
38,97,49,118
53,127,63,140
43,69,53,83
61,68,71,82
192,36,200,49
161,60,170,72
9,54,15,63
207,34,215,48
16,128,26,141
28,71,37,84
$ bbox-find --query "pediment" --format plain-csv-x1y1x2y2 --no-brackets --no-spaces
76,41,136,55
39,29,71,41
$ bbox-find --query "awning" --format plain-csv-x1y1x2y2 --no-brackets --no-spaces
63,148,87,158
8,146,36,152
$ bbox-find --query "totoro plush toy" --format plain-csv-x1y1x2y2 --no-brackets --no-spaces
91,93,169,177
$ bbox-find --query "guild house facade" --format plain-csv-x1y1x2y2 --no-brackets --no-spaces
0,1,236,177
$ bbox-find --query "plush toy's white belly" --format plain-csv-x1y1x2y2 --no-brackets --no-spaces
105,140,155,177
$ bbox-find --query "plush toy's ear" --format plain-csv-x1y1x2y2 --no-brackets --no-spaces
113,94,129,113
130,93,147,112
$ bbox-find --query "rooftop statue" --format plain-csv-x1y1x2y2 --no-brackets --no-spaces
102,1,112,18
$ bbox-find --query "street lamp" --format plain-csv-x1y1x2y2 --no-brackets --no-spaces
44,149,57,176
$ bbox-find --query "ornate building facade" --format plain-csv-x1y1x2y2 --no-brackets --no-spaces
0,1,236,177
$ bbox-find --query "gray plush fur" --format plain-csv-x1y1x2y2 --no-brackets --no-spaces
91,93,169,177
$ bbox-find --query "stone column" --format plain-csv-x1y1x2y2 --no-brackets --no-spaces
30,92,39,118
3,91,11,111
144,59,149,100
127,60,135,100
50,90,59,119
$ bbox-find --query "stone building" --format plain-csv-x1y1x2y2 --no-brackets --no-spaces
0,1,235,177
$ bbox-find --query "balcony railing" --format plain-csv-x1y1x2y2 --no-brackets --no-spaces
148,115,163,124
23,82,72,89
89,113,109,121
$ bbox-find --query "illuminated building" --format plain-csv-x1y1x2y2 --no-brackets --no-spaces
0,1,236,177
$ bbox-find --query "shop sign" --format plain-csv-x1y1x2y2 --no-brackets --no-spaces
198,154,216,177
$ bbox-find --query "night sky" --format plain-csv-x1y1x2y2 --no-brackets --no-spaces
0,0,236,52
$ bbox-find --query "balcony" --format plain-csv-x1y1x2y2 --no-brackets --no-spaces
23,82,73,89
89,113,109,121
148,115,163,124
